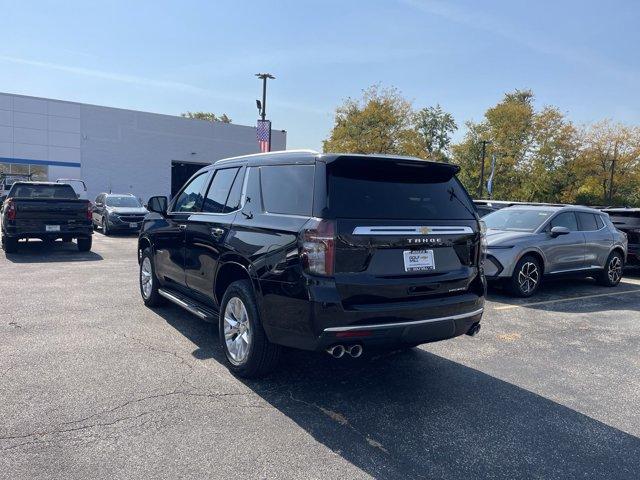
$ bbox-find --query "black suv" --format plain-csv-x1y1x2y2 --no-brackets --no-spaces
602,207,640,266
138,151,486,377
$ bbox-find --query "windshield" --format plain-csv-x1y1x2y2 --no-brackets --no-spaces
326,157,475,220
483,209,551,232
106,195,141,207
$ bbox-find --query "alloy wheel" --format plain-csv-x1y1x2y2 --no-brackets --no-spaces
140,257,153,299
518,261,540,295
608,255,622,284
223,297,252,365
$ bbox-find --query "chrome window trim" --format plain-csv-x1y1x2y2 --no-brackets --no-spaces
323,308,484,332
352,226,473,235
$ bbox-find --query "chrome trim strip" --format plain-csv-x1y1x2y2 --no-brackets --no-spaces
158,289,207,319
352,226,474,235
323,308,484,332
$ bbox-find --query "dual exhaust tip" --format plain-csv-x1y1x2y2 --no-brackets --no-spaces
326,344,363,359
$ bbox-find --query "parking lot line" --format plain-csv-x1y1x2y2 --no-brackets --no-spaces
493,287,640,311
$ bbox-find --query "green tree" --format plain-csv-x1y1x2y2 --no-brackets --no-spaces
573,121,640,205
452,89,581,201
414,104,457,162
181,111,232,123
323,85,418,155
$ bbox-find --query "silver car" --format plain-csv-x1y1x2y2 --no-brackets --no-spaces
483,205,627,296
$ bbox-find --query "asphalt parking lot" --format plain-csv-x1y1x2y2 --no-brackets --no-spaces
1,234,639,479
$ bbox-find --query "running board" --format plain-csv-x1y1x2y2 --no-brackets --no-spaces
158,288,219,322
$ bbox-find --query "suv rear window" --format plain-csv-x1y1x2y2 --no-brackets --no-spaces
326,158,475,220
9,183,77,199
260,165,314,216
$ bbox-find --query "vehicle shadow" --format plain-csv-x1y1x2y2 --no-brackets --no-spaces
154,304,640,479
3,239,103,263
487,276,640,313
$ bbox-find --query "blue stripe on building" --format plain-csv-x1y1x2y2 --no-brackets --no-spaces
0,157,81,168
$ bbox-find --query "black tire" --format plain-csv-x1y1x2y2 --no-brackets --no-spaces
139,248,165,306
508,255,542,297
2,235,18,253
219,279,280,378
102,218,110,236
62,236,72,243
596,251,624,287
77,237,92,252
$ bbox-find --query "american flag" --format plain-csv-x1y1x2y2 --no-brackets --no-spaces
256,119,271,153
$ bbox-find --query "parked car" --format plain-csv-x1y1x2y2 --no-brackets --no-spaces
92,193,148,235
1,182,93,253
483,205,627,296
601,208,640,267
138,151,486,378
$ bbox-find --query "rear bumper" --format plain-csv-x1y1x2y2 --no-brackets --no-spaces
261,274,486,351
3,222,93,239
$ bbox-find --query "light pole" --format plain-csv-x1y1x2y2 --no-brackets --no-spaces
255,73,275,151
478,140,492,198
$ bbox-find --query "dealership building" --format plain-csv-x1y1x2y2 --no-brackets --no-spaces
0,92,286,201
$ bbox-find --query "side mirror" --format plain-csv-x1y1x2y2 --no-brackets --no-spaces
550,226,570,237
147,196,168,215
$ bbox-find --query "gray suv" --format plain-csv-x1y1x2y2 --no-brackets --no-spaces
483,205,627,296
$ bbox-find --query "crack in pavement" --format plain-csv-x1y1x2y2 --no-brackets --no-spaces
0,389,257,449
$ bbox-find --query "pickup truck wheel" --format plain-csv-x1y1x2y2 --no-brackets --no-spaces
140,248,164,306
2,235,18,253
77,237,92,252
596,251,623,287
102,218,110,236
219,280,280,378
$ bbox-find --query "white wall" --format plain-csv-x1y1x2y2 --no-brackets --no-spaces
0,92,287,202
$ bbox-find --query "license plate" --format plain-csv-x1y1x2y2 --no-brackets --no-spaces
403,249,435,272
129,223,138,228
45,225,60,232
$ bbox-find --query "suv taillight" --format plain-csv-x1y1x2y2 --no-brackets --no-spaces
299,218,335,276
86,202,92,220
5,199,16,220
479,220,488,261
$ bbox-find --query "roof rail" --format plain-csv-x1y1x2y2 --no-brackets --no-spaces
215,149,320,164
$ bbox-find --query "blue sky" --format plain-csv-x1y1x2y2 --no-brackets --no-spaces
1,0,639,150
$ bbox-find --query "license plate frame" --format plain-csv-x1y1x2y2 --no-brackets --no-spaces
403,249,435,272
45,225,61,232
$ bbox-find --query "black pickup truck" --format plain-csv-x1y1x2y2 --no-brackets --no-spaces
1,182,93,253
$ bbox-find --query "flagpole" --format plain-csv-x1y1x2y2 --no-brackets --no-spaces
255,73,275,152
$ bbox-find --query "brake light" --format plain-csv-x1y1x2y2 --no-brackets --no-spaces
5,199,16,220
479,220,488,261
86,202,92,220
299,218,335,276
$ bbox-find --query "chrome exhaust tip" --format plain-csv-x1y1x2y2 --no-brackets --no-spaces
327,344,345,359
348,344,363,358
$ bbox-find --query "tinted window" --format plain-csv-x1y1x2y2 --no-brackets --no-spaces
577,212,599,231
595,215,604,229
326,158,474,220
173,173,209,212
484,209,551,232
9,183,77,199
225,168,245,212
106,195,141,207
202,168,239,214
261,165,314,216
550,212,578,231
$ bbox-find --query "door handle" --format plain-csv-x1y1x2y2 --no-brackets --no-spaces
211,227,225,238
178,224,187,230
